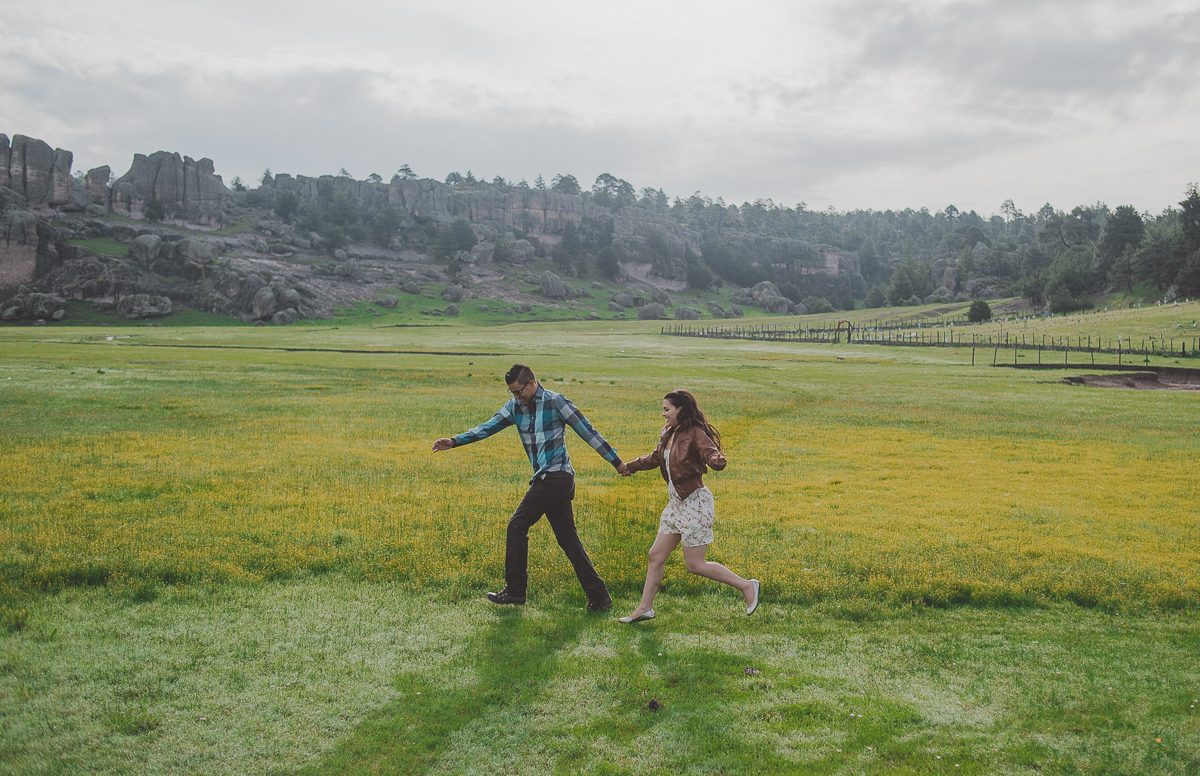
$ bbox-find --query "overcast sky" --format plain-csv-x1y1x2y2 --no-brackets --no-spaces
3,0,1198,215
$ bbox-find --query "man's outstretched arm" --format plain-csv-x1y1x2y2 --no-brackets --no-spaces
432,405,514,452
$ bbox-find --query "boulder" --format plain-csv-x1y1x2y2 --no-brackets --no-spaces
1,298,24,320
116,294,172,319
674,306,701,320
539,271,569,299
478,304,489,312
638,303,666,320
130,234,162,265
706,301,725,316
441,284,465,302
444,303,460,316
251,286,277,319
375,294,399,309
608,301,624,312
24,292,66,319
751,281,793,314
800,296,834,314
588,311,601,320
649,287,671,305
498,238,534,264
724,305,744,318
178,238,217,263
613,292,634,308
279,288,303,309
471,241,494,263
271,308,300,326
591,281,604,290
334,262,364,281
402,279,421,294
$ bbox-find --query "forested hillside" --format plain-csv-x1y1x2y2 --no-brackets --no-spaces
252,165,1200,312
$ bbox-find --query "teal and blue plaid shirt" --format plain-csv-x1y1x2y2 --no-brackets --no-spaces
452,384,621,481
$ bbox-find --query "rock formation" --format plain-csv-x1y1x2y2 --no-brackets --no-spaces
1,134,75,213
637,303,665,320
86,166,111,206
109,151,231,227
116,294,172,319
1,185,61,289
0,287,67,322
539,271,569,299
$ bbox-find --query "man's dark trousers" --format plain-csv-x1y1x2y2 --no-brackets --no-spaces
505,472,608,602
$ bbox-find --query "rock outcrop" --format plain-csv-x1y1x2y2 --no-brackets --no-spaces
116,294,172,319
1,134,74,213
1,187,61,289
0,288,67,321
109,151,231,227
86,166,111,207
734,281,795,314
129,234,163,265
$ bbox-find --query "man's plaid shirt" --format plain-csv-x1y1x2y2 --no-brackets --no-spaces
452,384,621,481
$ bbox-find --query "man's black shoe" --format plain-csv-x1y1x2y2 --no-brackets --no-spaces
585,597,613,613
487,587,526,605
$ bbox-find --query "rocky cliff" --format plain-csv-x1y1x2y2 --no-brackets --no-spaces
1,134,76,214
109,151,231,227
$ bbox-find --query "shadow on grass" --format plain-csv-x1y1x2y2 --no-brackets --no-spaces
305,605,590,775
306,602,944,776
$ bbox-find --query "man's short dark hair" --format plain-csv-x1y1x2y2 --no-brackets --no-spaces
505,363,535,385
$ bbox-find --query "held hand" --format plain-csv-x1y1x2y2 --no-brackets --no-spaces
431,437,455,452
616,462,632,477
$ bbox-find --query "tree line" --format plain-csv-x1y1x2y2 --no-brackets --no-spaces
258,166,1200,308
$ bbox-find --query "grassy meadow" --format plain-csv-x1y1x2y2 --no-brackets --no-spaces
2,312,1199,774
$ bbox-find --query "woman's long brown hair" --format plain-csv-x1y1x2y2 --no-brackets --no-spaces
664,389,721,450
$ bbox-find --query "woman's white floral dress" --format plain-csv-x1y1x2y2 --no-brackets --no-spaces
657,447,716,547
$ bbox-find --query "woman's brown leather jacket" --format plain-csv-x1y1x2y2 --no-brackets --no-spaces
626,423,726,500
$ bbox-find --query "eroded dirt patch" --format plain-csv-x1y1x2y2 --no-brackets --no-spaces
1063,372,1200,390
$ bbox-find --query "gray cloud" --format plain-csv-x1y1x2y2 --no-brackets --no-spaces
2,1,1198,214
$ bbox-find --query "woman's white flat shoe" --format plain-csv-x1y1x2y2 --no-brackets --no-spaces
618,609,655,623
746,580,760,616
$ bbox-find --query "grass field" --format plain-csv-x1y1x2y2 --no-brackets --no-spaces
2,312,1199,774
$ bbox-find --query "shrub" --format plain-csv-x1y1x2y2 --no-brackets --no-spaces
968,300,992,322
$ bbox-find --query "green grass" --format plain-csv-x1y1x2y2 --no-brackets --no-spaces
63,238,129,258
2,578,1197,775
1,319,1199,774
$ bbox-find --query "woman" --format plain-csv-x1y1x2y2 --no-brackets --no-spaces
617,389,759,622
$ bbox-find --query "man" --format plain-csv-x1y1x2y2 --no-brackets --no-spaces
431,363,623,611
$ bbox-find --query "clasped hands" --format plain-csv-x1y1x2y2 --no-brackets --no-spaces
615,462,632,477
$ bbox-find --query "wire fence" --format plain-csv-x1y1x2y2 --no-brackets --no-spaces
661,321,1200,360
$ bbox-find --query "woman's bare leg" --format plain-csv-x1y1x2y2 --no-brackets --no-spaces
681,544,755,604
623,533,681,619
